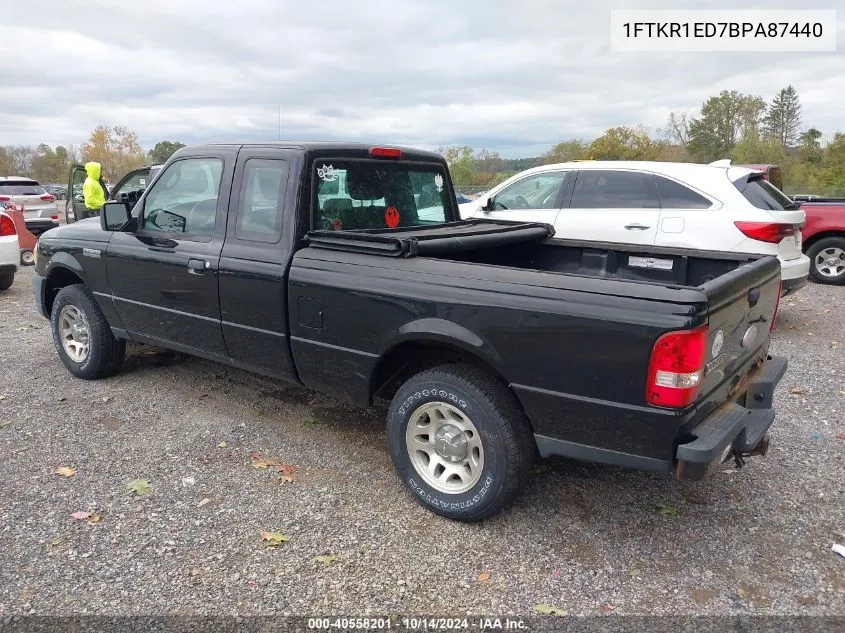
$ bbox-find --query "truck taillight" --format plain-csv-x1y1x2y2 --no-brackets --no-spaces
646,326,709,408
734,221,795,243
0,213,16,237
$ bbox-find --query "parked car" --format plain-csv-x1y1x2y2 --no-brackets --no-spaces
459,160,810,296
64,164,162,223
34,142,787,521
790,195,845,284
0,177,59,235
0,204,21,290
44,184,68,201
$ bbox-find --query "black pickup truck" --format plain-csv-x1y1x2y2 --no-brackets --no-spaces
32,142,788,521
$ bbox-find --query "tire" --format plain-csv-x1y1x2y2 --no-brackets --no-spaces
807,237,845,285
20,250,34,266
0,272,13,290
50,284,126,379
387,364,535,521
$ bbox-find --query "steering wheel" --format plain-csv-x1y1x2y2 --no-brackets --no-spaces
514,195,530,209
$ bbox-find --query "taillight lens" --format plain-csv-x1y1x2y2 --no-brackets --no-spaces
40,193,55,202
734,221,795,243
0,213,16,237
0,195,10,202
646,326,709,408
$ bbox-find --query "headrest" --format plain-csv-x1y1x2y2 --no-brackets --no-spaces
345,168,383,200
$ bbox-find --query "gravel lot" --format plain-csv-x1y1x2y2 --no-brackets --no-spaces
0,265,843,618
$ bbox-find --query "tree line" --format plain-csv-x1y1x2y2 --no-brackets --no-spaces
442,85,845,195
0,126,185,184
4,86,842,196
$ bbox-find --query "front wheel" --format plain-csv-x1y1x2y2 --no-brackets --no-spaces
807,237,845,285
50,285,126,379
387,364,535,521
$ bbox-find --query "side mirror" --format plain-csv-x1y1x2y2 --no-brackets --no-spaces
481,196,493,212
100,201,131,231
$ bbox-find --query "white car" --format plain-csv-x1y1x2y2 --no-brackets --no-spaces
0,208,21,291
459,160,811,295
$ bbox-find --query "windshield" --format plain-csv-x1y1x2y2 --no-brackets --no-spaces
734,175,797,210
313,160,451,231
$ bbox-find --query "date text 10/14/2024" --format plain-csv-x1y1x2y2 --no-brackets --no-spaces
307,617,529,630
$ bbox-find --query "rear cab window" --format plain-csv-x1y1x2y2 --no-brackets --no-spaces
312,160,452,231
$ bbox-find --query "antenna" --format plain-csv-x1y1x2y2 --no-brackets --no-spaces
278,106,281,141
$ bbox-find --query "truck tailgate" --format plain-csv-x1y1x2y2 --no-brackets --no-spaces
696,257,781,404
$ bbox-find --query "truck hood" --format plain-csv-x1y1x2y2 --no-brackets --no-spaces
41,217,109,243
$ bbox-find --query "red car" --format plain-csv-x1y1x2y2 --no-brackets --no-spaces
791,195,845,285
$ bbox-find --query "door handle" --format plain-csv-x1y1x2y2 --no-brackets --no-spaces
624,223,651,230
187,258,208,274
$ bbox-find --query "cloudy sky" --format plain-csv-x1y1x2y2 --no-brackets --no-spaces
3,0,843,157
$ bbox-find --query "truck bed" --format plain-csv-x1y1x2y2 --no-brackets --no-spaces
306,219,764,289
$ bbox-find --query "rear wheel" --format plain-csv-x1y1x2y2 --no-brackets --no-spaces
387,364,535,521
50,285,125,379
20,250,34,266
807,237,845,285
0,272,13,290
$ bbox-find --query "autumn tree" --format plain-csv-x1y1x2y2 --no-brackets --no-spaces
438,145,475,186
540,140,588,164
662,112,691,148
586,126,666,161
31,144,72,184
762,85,801,147
822,132,845,185
148,140,185,164
797,127,823,166
81,125,146,181
686,91,766,162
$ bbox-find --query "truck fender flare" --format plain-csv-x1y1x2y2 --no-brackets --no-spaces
385,318,506,375
47,253,87,284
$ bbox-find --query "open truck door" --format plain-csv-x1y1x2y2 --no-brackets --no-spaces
65,164,88,224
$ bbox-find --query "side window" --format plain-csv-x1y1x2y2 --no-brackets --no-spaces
235,159,288,243
654,175,712,209
493,172,567,210
570,170,659,209
112,171,149,200
142,158,223,236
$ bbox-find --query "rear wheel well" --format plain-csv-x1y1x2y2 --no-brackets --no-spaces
803,230,845,251
370,341,533,425
45,268,84,315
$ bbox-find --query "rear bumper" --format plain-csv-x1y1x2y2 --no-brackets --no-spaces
675,355,787,480
779,254,810,296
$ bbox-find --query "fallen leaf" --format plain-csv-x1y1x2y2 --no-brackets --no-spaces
279,475,295,484
737,587,748,599
198,498,211,507
797,596,818,606
534,604,567,616
0,421,13,429
217,442,228,448
99,416,122,430
102,396,111,403
629,568,641,578
600,603,616,612
260,531,289,547
836,433,845,440
477,571,491,582
657,504,679,517
789,386,807,395
314,555,337,565
126,478,152,496
55,467,77,477
691,588,716,604
71,511,92,521
0,395,7,401
57,397,67,402
277,464,296,475
252,457,281,470
831,341,840,349
87,513,102,524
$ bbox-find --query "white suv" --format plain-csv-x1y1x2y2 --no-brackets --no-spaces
459,160,810,295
